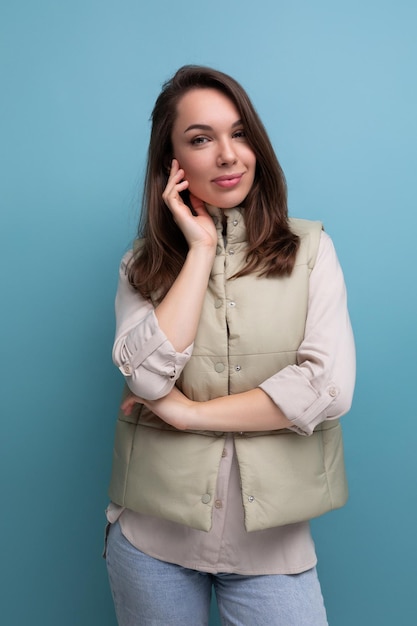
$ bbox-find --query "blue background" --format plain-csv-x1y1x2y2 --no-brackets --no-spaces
1,1,416,624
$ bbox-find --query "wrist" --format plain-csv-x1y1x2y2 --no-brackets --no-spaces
185,399,200,430
185,246,216,275
187,242,216,258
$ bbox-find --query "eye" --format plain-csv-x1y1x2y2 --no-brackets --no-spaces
190,136,210,146
233,129,247,140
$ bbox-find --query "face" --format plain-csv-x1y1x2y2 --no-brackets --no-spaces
171,88,256,209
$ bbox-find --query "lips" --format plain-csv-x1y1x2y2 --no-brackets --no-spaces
212,173,243,188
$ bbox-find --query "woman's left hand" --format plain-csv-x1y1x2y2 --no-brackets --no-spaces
121,387,195,431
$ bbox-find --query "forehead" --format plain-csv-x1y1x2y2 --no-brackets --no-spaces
174,88,240,127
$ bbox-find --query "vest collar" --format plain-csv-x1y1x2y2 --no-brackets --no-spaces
205,205,247,246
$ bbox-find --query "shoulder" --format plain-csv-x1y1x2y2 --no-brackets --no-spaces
119,249,133,274
288,217,323,238
289,218,323,269
133,237,145,253
119,238,145,273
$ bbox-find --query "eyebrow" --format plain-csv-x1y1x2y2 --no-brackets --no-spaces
184,119,243,133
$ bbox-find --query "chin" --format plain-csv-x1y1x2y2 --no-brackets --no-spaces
209,195,247,210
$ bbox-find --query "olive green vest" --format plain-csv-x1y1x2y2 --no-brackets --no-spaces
109,209,348,531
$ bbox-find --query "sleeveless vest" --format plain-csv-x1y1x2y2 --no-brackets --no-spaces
108,209,348,531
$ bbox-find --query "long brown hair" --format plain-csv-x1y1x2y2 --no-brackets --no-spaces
128,65,299,300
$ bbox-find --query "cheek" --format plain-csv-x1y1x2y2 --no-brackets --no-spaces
186,176,207,199
246,150,257,170
180,158,207,186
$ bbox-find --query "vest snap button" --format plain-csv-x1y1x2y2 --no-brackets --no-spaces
229,249,235,255
248,495,255,503
235,365,241,371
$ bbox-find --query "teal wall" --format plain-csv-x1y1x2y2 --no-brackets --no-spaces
1,1,416,624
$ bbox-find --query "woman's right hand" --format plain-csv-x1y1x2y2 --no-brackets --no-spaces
162,159,217,251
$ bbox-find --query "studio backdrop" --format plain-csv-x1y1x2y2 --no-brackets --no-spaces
1,1,416,624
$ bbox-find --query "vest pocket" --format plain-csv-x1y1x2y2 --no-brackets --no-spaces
109,421,226,532
234,420,348,531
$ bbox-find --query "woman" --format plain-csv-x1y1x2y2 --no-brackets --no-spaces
105,65,355,626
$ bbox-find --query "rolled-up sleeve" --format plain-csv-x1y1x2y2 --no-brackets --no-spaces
259,232,356,435
112,252,193,399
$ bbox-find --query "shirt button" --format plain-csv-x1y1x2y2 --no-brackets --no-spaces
248,495,255,503
201,494,211,504
215,362,225,373
214,299,223,309
214,499,223,509
221,448,227,457
121,364,132,375
329,386,337,397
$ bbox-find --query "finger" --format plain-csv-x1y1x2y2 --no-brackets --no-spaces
167,159,179,179
121,396,141,415
120,400,133,416
165,169,185,192
163,175,190,211
167,159,186,185
170,158,179,172
162,183,189,213
164,162,188,195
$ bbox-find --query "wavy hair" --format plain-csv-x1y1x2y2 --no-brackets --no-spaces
128,65,299,300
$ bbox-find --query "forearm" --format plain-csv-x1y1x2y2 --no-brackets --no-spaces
189,388,292,432
259,233,356,435
155,246,215,352
121,385,292,432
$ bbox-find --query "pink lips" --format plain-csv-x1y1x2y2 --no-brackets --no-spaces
212,173,243,188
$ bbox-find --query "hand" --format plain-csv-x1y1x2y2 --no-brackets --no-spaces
162,159,217,251
121,386,195,431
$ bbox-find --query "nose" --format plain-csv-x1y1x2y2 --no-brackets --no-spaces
216,138,237,167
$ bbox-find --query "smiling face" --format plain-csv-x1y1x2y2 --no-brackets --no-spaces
171,88,256,209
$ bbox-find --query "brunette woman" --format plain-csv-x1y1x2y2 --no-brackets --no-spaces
105,65,355,626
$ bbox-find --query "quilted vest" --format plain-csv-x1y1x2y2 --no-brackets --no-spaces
108,208,348,531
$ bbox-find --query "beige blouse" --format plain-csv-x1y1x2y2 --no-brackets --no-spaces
106,230,355,574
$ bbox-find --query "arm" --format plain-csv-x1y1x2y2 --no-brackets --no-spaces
121,386,292,431
122,231,355,433
112,255,193,399
154,247,215,352
113,160,217,398
259,231,356,434
155,160,217,351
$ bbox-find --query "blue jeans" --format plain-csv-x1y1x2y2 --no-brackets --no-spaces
105,521,328,626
